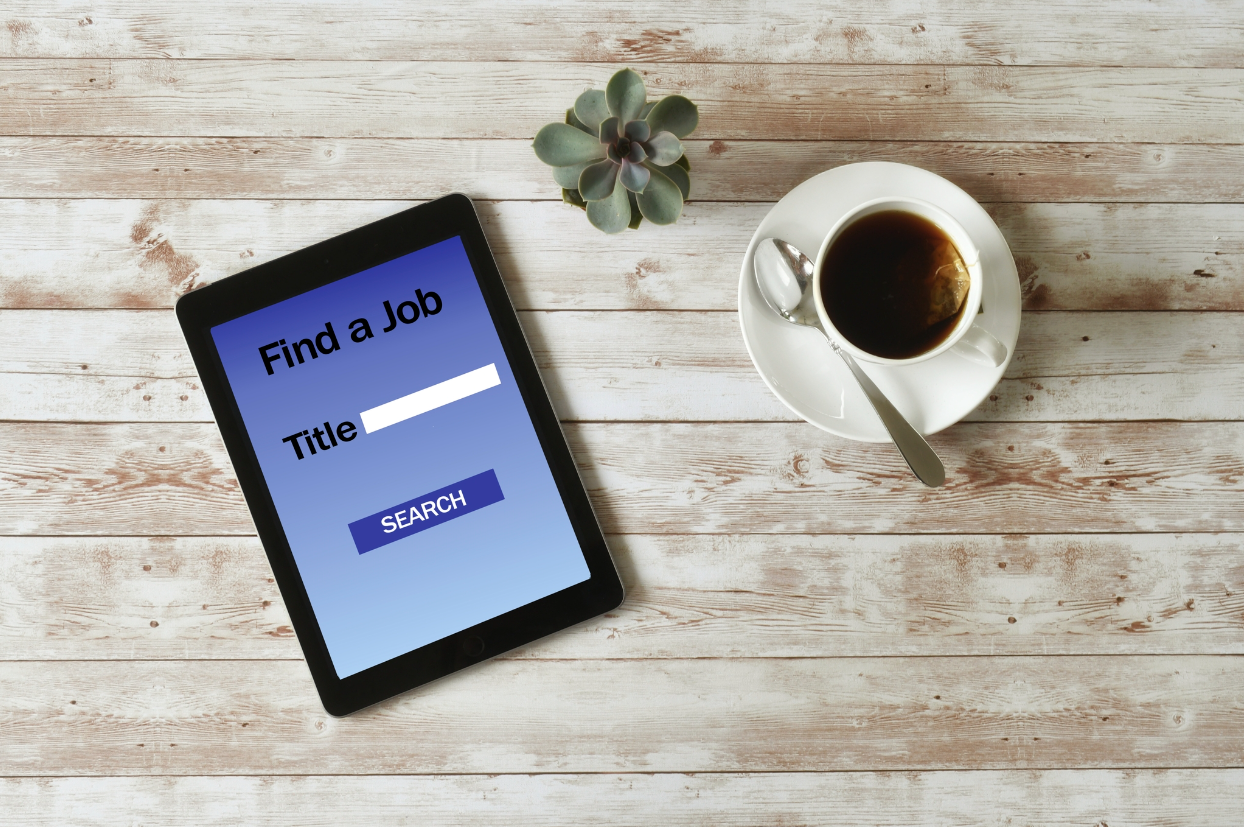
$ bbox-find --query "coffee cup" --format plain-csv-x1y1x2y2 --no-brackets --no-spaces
812,196,1008,367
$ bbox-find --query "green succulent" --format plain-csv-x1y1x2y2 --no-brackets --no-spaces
532,68,698,233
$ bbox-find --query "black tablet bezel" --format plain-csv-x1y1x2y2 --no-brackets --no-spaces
176,194,623,716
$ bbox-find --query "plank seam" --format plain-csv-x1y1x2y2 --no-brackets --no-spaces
2,534,1232,539
2,418,1242,425
3,767,1244,778
2,137,1242,146
2,654,1243,663
2,766,1244,776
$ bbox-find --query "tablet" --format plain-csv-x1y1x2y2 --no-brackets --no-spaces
177,194,623,715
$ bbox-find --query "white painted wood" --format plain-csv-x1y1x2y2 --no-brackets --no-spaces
570,421,1244,534
4,140,1240,204
3,61,1242,142
3,770,1243,826
1,309,1241,422
1,422,1242,536
4,0,1242,67
994,202,1241,311
2,534,1242,661
2,1,1242,814
0,656,1240,774
1,200,1239,311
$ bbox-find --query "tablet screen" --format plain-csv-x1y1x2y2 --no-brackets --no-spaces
210,236,591,678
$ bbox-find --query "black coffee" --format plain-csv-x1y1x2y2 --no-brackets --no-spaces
820,210,970,359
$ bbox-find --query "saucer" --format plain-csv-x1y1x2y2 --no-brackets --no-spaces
737,162,1021,442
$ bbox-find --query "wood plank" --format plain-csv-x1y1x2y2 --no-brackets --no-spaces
4,770,1244,826
0,656,1240,773
577,422,1244,534
2,62,1242,142
4,1,1242,67
993,202,1242,311
4,533,1243,661
3,139,1241,204
2,422,1242,536
0,537,288,660
1,200,1240,312
3,310,1241,423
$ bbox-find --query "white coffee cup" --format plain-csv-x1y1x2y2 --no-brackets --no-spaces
812,196,1008,367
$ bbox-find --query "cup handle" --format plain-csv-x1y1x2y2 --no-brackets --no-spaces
951,322,1008,367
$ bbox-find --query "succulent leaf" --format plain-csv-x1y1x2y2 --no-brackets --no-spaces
578,159,619,201
640,101,656,119
562,188,586,209
619,158,651,193
586,173,632,234
566,107,592,135
552,160,593,189
598,116,620,145
533,122,607,166
644,95,699,139
606,68,647,125
626,141,648,163
627,191,643,229
674,154,691,172
623,119,651,143
644,131,683,165
660,160,691,199
573,89,609,136
636,164,684,225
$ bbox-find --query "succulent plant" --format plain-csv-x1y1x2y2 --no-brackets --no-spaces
532,68,698,233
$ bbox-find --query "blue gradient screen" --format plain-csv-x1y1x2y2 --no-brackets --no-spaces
211,236,590,678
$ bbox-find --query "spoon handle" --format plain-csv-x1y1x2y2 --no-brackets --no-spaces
832,344,946,488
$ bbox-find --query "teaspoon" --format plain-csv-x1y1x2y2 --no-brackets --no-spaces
753,237,946,487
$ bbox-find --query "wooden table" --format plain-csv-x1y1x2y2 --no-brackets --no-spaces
2,3,1243,823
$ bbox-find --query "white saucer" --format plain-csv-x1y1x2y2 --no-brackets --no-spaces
738,162,1021,442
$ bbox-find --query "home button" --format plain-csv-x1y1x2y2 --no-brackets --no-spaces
462,635,485,657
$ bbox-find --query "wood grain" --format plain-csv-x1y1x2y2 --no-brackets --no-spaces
4,1,1242,67
1,200,1240,312
5,140,1241,204
0,656,1240,774
2,422,1242,536
10,138,1244,208
4,770,1244,826
992,202,1242,311
3,310,1240,423
3,533,1243,661
3,1,1243,814
576,422,1244,534
3,61,1242,142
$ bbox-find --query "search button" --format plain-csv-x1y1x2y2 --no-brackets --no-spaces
348,469,504,554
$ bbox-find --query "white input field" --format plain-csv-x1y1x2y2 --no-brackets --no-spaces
359,363,501,434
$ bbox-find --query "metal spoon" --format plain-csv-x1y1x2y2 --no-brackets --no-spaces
753,238,946,487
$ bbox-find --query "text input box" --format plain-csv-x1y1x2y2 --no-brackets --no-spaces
360,363,500,434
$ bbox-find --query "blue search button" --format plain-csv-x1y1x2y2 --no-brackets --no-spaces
348,469,504,554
